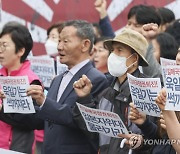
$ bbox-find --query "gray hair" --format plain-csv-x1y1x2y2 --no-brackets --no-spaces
63,20,94,52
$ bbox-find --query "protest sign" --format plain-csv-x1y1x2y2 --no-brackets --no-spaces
160,57,176,67
76,103,128,138
128,73,161,117
162,65,180,111
28,56,55,88
0,76,35,113
0,148,25,154
56,56,68,75
160,57,176,83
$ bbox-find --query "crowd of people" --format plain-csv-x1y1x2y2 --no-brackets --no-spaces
0,0,180,154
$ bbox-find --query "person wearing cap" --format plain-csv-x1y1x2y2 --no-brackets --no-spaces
121,48,180,154
73,28,150,154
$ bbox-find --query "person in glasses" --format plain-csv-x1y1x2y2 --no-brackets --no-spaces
0,22,43,154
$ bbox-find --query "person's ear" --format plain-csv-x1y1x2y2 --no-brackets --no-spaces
133,53,139,64
17,47,25,57
81,39,91,53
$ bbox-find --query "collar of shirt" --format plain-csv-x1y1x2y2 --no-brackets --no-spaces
56,59,90,102
114,80,120,91
67,59,90,76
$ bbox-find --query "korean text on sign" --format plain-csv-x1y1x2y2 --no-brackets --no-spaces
128,73,161,117
0,76,35,113
28,56,55,88
162,65,180,111
76,103,128,138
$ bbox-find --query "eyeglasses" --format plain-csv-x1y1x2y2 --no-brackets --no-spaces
0,43,8,52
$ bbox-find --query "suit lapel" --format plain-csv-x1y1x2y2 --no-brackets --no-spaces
58,62,93,104
47,74,64,100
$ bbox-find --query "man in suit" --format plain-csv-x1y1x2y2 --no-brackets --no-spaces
26,20,108,154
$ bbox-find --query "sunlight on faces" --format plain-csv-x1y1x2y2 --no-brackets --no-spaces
0,34,23,69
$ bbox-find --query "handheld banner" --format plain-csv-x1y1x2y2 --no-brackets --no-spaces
127,73,161,117
76,103,128,138
0,76,35,113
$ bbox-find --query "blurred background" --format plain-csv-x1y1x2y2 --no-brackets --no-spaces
0,0,179,56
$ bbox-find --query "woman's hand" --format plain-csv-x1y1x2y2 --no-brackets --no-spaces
155,87,167,110
129,102,146,125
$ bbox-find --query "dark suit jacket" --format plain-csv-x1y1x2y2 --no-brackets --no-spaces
0,61,108,154
38,61,108,154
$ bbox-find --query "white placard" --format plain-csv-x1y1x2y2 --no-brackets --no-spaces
160,57,176,67
76,103,128,138
128,73,161,117
0,76,35,113
161,65,180,111
28,56,55,88
160,57,177,83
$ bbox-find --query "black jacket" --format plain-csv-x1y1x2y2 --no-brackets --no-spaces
74,69,150,154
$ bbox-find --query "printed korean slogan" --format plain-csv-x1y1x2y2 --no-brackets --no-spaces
160,57,176,83
162,65,180,111
76,103,128,138
0,76,35,113
28,56,55,88
160,57,176,67
128,73,161,117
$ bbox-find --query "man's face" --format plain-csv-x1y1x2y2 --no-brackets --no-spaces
126,15,143,34
58,26,83,69
111,42,136,68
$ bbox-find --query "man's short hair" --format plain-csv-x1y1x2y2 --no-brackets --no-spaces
63,20,95,52
128,5,161,26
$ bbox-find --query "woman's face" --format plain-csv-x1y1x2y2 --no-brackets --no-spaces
0,34,23,69
93,41,109,73
48,28,59,43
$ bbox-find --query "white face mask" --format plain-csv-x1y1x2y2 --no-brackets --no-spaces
45,39,58,56
107,53,136,77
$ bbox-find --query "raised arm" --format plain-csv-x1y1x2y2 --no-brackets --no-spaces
94,0,115,37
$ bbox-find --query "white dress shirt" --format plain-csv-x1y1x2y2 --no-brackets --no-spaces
56,59,90,101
